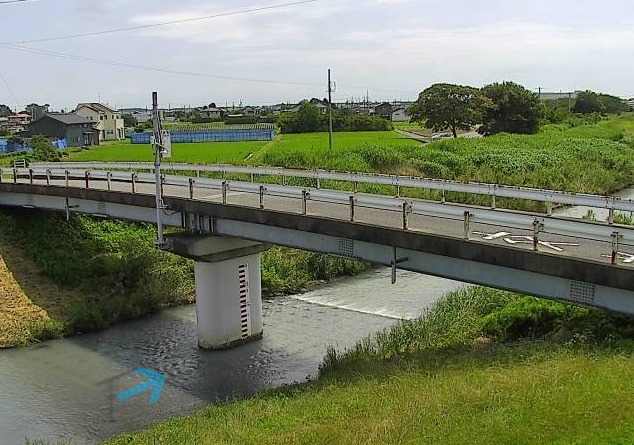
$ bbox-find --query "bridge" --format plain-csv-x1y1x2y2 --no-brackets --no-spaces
0,162,633,349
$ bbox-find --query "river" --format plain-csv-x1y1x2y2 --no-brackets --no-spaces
0,268,463,444
3,186,633,445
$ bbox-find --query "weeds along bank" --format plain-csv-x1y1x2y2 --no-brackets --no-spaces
0,210,367,347
261,118,634,211
104,286,634,445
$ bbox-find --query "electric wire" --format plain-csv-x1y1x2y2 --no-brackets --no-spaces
1,0,334,44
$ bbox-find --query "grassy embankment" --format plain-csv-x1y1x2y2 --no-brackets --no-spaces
0,210,365,348
104,286,634,445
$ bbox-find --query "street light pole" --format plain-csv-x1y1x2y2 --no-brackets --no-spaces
328,68,333,152
152,91,165,247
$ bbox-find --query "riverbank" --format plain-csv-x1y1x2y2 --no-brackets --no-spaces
104,287,634,444
0,209,368,348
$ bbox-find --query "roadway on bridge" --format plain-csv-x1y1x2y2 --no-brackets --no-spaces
18,176,632,269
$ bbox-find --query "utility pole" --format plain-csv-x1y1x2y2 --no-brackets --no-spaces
152,91,166,248
328,68,333,152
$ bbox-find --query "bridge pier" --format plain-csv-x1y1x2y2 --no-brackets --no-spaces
169,235,267,349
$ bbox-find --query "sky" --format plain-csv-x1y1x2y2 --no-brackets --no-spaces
0,0,633,111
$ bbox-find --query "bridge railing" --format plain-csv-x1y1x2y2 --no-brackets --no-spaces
9,166,634,249
31,162,634,214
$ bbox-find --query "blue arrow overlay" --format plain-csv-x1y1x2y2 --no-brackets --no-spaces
116,368,166,405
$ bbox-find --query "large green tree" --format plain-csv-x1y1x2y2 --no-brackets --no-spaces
481,81,542,134
410,83,490,138
573,90,604,114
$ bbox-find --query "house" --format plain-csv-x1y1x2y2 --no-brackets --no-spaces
628,98,634,111
373,102,394,120
290,98,330,113
74,103,125,142
131,110,152,124
200,106,223,119
29,113,97,147
2,114,31,133
390,107,410,122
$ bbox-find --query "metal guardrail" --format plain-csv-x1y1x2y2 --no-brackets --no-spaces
8,167,634,252
33,161,634,213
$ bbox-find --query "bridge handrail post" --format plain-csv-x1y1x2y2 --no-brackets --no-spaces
463,211,472,240
0,168,3,183
106,172,112,191
259,185,265,209
189,178,195,199
611,231,621,265
532,218,544,251
64,170,69,187
349,195,355,221
608,208,615,225
12,168,17,184
546,202,553,216
131,173,137,193
402,202,412,230
28,168,33,185
84,171,90,189
302,189,308,215
46,169,51,186
441,190,446,204
491,193,496,209
222,181,228,204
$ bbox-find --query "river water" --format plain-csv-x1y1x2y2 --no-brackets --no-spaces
0,268,463,444
3,186,633,445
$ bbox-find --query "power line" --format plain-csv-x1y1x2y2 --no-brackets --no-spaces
0,43,323,87
0,43,417,97
1,0,333,44
0,69,18,106
0,0,50,4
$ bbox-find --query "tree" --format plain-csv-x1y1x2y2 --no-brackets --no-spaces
277,103,326,133
121,113,137,127
597,93,629,114
30,134,60,162
0,104,12,117
573,90,604,114
22,103,49,118
482,81,543,134
411,83,490,138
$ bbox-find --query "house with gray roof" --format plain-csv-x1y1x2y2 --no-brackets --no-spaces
29,113,97,147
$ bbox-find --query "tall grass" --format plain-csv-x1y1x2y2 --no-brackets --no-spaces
320,286,634,378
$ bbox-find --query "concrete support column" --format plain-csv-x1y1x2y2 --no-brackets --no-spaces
194,253,263,349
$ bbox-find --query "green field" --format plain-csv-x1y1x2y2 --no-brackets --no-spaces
65,131,418,165
68,140,267,164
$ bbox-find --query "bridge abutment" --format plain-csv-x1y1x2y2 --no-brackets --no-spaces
169,235,267,349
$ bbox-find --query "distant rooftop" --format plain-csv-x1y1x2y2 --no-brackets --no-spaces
39,112,93,125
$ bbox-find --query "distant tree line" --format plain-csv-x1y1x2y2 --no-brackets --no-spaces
277,103,393,134
408,82,631,137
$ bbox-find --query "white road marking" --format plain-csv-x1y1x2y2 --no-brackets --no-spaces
601,252,634,264
472,231,510,240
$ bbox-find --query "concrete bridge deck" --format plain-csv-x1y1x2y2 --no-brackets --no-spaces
0,170,633,317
